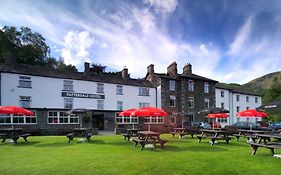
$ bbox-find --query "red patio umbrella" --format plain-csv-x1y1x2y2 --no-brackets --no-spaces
0,106,34,129
207,113,229,130
236,109,268,130
131,107,168,131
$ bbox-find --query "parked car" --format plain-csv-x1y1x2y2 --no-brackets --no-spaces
210,122,221,129
256,121,269,127
199,122,211,129
270,122,281,130
226,122,271,131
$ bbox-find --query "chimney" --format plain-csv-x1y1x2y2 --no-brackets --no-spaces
84,62,90,78
122,67,129,80
183,63,192,74
147,64,154,75
4,50,16,65
167,61,177,76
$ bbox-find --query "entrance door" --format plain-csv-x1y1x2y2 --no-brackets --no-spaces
92,114,104,130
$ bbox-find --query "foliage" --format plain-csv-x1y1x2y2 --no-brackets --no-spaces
0,26,77,72
90,63,107,74
0,135,281,175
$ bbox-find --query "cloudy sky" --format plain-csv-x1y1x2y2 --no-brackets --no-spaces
1,0,281,84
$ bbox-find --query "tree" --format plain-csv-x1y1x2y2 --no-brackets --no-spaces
90,63,107,74
269,77,281,101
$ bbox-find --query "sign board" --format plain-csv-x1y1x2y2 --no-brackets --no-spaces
62,92,105,99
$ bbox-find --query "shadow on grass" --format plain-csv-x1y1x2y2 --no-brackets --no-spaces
0,141,41,146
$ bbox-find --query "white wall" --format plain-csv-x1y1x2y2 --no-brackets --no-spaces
1,73,156,110
215,88,262,127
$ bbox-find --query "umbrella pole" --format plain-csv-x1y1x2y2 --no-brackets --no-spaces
11,114,14,129
213,119,215,130
80,115,82,129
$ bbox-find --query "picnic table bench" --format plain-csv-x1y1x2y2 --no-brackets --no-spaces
66,128,93,143
197,129,231,145
122,128,140,141
0,128,31,143
133,131,168,150
249,142,281,155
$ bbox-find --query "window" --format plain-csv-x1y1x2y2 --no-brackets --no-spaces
236,95,240,101
18,76,31,88
139,87,150,96
188,97,194,108
139,102,150,108
116,85,123,95
221,91,224,98
48,111,79,124
246,96,249,102
204,98,210,109
169,80,175,91
204,82,209,93
144,116,164,124
115,113,139,124
188,80,194,91
170,116,176,124
255,97,258,103
97,100,104,110
221,102,224,109
246,107,249,110
64,98,73,109
117,101,123,111
97,83,104,93
169,96,176,107
218,118,227,123
63,80,73,91
237,117,240,122
0,113,36,124
236,106,240,112
19,96,31,108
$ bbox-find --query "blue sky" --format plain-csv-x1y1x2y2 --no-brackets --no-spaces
1,0,281,84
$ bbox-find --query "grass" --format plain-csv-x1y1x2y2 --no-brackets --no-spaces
0,134,280,175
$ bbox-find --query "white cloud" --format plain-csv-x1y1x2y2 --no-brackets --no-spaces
144,0,178,13
61,31,94,66
228,17,252,56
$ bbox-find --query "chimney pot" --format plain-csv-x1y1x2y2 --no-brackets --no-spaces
147,64,154,75
167,61,177,76
122,67,129,80
84,62,90,78
183,63,192,74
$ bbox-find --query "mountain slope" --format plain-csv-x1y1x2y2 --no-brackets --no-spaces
243,71,281,90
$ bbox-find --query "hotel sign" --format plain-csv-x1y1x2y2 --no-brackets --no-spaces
62,92,105,99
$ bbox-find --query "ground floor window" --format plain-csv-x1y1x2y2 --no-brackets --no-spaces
0,113,37,124
115,114,139,124
48,111,79,124
144,116,164,124
217,118,227,123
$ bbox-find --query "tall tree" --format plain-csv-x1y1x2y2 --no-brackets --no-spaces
269,77,281,101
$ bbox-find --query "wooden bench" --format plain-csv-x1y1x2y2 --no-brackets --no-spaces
249,142,281,155
66,132,92,143
132,138,168,150
1,133,31,143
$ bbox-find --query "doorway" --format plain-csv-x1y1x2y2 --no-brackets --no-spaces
92,114,104,130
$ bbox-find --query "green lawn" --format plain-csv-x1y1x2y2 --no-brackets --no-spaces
0,134,280,175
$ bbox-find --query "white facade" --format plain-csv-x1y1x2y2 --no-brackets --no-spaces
1,73,157,110
215,88,262,127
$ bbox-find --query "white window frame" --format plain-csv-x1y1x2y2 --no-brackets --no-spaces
188,97,194,108
204,98,210,109
0,113,37,125
64,98,73,109
255,97,258,103
221,102,224,109
139,102,150,108
204,82,209,93
236,106,240,112
115,115,139,124
19,96,31,108
116,85,123,95
221,90,224,98
144,116,164,124
236,95,240,102
169,80,175,91
97,83,104,93
47,111,79,124
117,101,123,111
139,87,150,96
246,96,249,102
97,100,104,110
169,95,176,107
188,80,194,91
18,76,32,88
63,80,73,91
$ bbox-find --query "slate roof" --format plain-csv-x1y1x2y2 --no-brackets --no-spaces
215,83,260,96
154,73,218,82
0,63,154,88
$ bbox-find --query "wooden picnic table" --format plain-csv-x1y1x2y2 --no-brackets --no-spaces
66,128,93,143
0,128,31,143
171,128,185,138
132,131,168,150
248,133,281,155
197,129,231,145
234,129,267,142
123,128,140,141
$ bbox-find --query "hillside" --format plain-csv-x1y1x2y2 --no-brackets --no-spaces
243,71,281,89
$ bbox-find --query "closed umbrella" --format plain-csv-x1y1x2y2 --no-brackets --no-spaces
0,106,34,128
236,109,268,130
131,107,168,131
